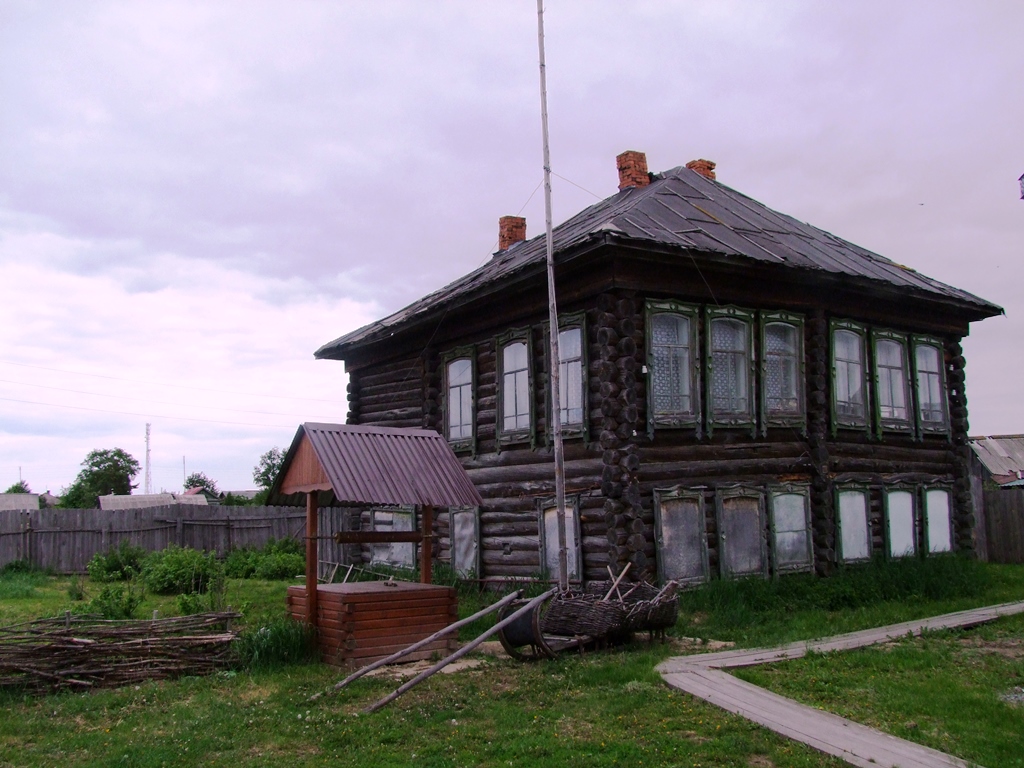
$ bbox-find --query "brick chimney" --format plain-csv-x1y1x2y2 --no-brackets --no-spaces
616,150,650,190
498,215,527,251
686,158,717,180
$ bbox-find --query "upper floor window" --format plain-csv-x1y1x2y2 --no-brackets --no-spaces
832,323,868,430
914,341,948,431
707,307,755,431
446,357,473,443
873,333,911,430
558,326,584,427
764,322,800,415
646,301,700,429
498,332,532,443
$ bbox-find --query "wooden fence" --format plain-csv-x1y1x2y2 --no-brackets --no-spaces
983,489,1024,564
0,505,361,575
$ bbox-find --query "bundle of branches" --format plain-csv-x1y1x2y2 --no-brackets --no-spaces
0,611,241,693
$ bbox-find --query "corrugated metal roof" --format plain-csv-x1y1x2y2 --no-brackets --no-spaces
275,422,484,508
317,164,1002,358
969,435,1024,478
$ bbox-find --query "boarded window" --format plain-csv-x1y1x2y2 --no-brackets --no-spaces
717,490,767,578
924,488,953,553
558,327,584,426
540,501,580,582
654,491,708,585
768,487,812,572
837,489,870,562
886,490,916,558
446,358,473,441
449,506,480,577
369,507,415,568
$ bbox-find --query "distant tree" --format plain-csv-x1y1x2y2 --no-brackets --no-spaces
252,447,285,505
4,480,31,494
59,448,141,508
184,471,218,495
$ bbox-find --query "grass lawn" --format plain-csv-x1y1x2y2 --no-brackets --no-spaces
0,558,1021,767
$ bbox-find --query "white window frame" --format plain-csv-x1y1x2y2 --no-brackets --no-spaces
922,486,954,554
836,486,872,563
872,331,913,433
911,337,949,435
767,484,813,574
496,329,533,446
884,487,917,558
831,320,869,435
443,348,475,451
538,496,582,583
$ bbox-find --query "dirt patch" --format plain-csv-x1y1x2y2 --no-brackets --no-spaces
472,641,506,658
747,756,775,767
364,658,485,680
957,636,1024,660
1000,686,1024,706
668,636,736,653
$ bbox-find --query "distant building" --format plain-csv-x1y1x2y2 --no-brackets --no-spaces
98,492,209,511
970,435,1024,487
0,494,40,511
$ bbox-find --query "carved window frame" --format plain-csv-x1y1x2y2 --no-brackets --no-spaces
538,495,582,584
920,485,954,554
495,327,535,448
759,311,806,436
441,345,476,453
653,486,710,586
910,336,950,438
767,483,813,575
705,306,757,437
835,484,872,563
883,485,918,559
830,320,870,436
714,485,769,579
871,330,913,435
542,311,589,443
645,299,701,435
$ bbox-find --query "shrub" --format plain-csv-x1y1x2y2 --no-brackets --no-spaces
87,540,147,582
90,581,145,619
224,547,259,579
142,545,222,595
254,552,305,580
232,616,317,670
224,538,305,580
67,576,87,602
0,560,37,576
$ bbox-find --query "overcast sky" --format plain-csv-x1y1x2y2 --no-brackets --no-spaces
1,1,1020,496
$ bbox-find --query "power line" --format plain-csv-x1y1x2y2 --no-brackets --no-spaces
0,359,340,404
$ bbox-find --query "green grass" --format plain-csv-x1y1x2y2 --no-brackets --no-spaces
737,612,1024,768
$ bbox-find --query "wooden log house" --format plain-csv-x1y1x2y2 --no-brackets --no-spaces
315,151,1002,585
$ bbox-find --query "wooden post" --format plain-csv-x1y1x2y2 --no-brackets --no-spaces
305,491,318,628
420,505,433,584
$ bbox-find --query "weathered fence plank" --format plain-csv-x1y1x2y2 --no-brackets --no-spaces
0,506,350,573
983,489,1024,564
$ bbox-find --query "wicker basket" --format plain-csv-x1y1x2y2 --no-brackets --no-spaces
540,593,627,638
587,581,680,634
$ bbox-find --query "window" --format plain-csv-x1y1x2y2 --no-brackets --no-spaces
448,506,480,577
873,333,911,431
706,307,755,432
558,325,584,428
913,340,948,431
369,507,415,568
497,330,533,444
646,301,700,429
924,488,953,553
539,497,581,582
768,485,812,573
761,312,805,432
832,322,868,431
445,355,474,446
654,488,709,585
885,488,916,558
836,487,871,562
716,487,767,578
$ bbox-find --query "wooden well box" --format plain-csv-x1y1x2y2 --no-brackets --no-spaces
287,581,458,669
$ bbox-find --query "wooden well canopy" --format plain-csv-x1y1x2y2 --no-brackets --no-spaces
271,423,484,626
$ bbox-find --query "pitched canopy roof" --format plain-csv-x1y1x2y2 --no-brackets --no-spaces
271,422,484,508
970,435,1024,482
317,163,1001,359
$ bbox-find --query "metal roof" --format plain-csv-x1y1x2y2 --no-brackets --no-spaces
273,422,484,508
98,493,209,510
317,164,1002,358
0,494,39,511
970,435,1024,480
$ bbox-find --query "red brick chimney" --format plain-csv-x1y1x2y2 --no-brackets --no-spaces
498,215,527,250
686,158,717,180
616,150,650,190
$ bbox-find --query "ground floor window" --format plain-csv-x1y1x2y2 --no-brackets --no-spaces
539,497,581,582
369,506,415,568
716,487,768,578
768,485,813,572
654,488,709,585
837,488,871,562
885,488,917,558
924,488,953,553
449,506,480,577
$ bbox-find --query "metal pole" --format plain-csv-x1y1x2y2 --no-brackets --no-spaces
536,0,568,592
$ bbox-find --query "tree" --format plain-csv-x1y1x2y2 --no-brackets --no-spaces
252,447,285,505
184,471,218,495
60,448,141,508
4,480,31,494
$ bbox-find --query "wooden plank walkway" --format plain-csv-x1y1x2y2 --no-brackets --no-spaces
657,600,1024,768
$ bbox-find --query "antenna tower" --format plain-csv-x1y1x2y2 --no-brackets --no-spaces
144,423,152,494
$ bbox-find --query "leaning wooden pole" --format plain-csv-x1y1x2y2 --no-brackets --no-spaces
305,491,318,628
536,0,568,592
327,590,522,693
365,588,557,713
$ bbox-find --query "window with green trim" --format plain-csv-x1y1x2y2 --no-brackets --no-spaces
923,486,953,553
761,312,805,432
654,487,709,585
716,486,767,579
646,301,700,429
444,353,475,449
913,339,948,432
707,307,755,431
832,321,868,431
497,329,533,445
836,486,871,562
884,487,916,558
873,332,911,432
768,484,812,573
